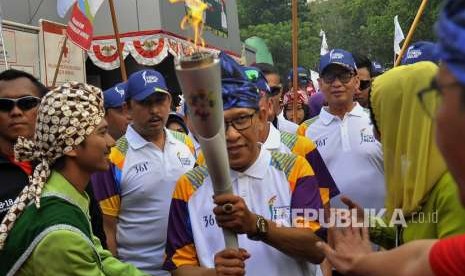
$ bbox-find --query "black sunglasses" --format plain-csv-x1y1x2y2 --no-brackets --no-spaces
359,80,371,90
269,85,283,96
0,96,41,113
321,71,355,84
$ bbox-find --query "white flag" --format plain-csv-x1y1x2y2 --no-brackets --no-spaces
394,15,405,55
57,0,104,18
320,29,329,56
57,0,76,18
88,0,105,17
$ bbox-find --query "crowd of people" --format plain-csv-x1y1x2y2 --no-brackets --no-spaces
0,0,464,275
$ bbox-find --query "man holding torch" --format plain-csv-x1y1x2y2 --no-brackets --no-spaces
163,73,325,275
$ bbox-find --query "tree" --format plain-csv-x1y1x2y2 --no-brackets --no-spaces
238,0,443,76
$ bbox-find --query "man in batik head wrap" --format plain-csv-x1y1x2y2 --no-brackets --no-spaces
163,72,324,276
0,82,146,275
316,1,465,275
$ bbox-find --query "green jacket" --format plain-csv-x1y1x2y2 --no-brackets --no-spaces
0,171,147,276
371,172,465,249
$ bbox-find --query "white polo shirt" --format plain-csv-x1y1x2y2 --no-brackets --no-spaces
164,149,324,276
263,123,291,153
277,112,298,134
92,125,195,275
304,103,385,210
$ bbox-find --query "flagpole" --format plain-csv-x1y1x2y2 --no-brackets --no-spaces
291,0,299,124
394,0,428,67
108,0,127,81
52,35,68,87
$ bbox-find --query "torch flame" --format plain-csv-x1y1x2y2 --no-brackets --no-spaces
169,0,208,49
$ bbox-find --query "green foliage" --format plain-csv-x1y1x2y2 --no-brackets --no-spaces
238,0,443,76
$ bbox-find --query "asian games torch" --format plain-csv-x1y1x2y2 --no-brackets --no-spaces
174,52,239,249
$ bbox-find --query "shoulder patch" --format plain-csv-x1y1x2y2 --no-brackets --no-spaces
270,151,298,178
185,165,210,190
170,130,189,144
303,116,319,127
280,131,298,150
115,136,129,155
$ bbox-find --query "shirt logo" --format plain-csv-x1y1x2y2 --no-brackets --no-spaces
142,71,158,86
360,128,376,144
134,161,149,174
268,195,291,227
177,152,192,166
315,137,328,147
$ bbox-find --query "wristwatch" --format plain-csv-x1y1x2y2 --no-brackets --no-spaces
247,215,268,241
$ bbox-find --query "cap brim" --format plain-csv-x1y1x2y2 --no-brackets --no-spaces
132,87,170,101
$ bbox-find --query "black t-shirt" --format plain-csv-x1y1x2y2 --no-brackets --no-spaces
0,155,29,221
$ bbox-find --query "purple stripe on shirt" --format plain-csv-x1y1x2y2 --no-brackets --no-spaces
163,198,194,271
91,164,119,202
291,175,323,211
305,149,340,198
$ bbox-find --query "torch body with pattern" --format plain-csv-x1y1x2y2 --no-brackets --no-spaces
174,52,239,249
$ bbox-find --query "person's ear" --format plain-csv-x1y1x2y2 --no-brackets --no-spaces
354,76,360,90
318,78,323,89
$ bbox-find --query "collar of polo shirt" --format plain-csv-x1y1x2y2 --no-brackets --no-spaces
262,123,281,150
126,125,176,150
230,147,269,180
320,102,365,125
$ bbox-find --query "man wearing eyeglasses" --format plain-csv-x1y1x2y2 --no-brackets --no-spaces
353,54,374,108
0,69,47,222
317,1,465,275
297,49,385,212
164,76,325,276
255,63,299,134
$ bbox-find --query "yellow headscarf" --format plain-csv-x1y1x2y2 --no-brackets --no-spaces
370,62,446,217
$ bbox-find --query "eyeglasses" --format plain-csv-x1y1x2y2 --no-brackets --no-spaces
359,80,371,90
321,71,355,84
270,85,283,95
417,78,463,119
0,96,41,113
224,111,256,132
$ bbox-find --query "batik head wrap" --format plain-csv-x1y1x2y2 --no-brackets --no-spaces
0,82,104,249
435,0,465,86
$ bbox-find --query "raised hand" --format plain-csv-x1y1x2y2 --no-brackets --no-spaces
317,222,372,274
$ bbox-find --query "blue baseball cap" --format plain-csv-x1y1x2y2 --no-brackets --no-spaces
126,70,170,101
401,41,439,65
319,49,357,74
371,61,385,76
243,66,273,96
287,67,310,85
103,82,127,109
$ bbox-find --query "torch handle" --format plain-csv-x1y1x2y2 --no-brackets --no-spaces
198,132,239,249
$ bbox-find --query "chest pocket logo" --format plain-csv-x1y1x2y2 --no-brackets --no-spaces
360,128,376,144
134,161,149,174
177,152,192,167
315,137,328,147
